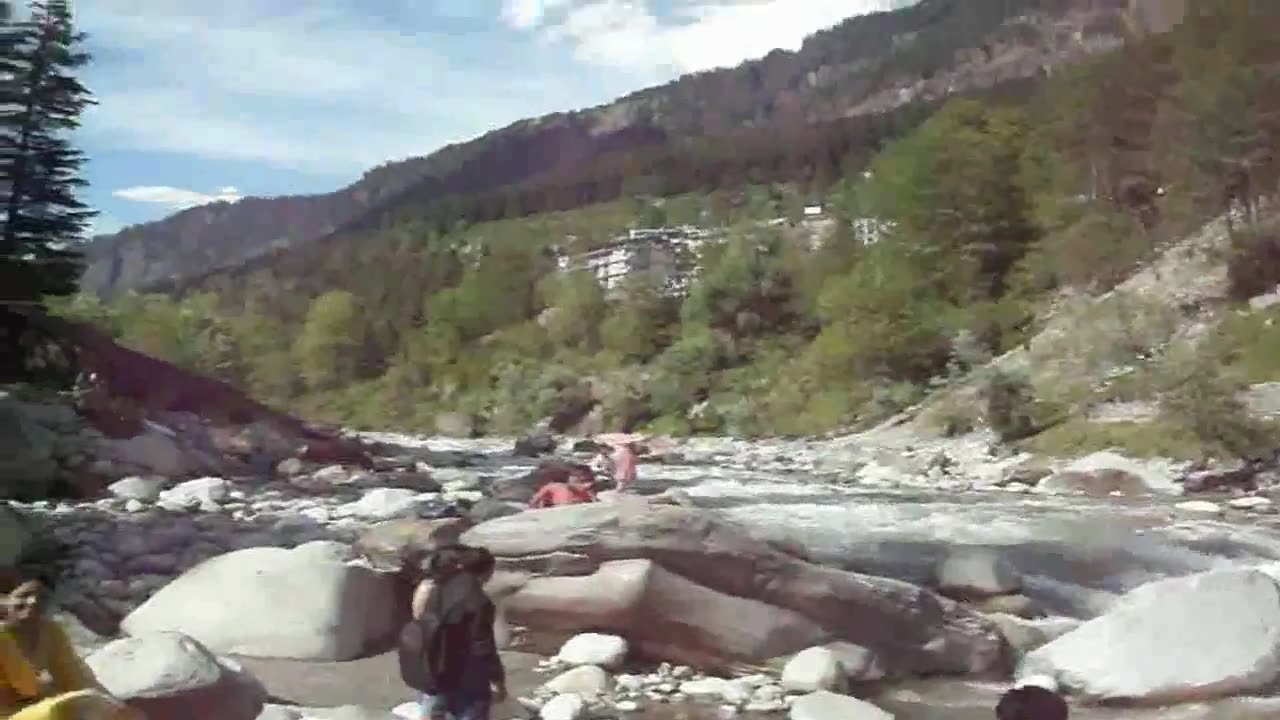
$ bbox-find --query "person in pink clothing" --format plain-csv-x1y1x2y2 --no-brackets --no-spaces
598,441,638,492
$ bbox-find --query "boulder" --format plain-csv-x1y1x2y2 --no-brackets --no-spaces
461,500,1007,677
0,504,32,568
543,665,611,697
336,488,437,522
108,475,167,502
539,693,585,720
0,396,59,499
789,691,894,720
103,427,200,478
353,517,473,572
514,431,558,458
86,632,265,720
1019,569,1280,704
122,543,402,661
934,547,1022,600
781,646,847,693
467,498,523,523
554,633,629,669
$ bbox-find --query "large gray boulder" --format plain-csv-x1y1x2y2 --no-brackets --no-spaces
87,631,266,720
122,542,401,661
1019,569,1280,704
461,499,1007,677
0,396,59,499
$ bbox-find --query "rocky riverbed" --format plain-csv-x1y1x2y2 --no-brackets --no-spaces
10,424,1280,720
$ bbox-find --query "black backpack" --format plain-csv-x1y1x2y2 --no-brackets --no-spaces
398,576,491,693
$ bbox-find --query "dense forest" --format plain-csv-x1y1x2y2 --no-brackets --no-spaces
58,4,1280,452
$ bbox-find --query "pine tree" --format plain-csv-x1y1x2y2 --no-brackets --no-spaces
0,0,96,304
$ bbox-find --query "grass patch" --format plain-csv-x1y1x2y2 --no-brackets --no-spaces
1020,414,1280,461
1017,417,1209,460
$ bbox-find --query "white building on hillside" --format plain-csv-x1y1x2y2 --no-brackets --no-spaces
556,226,715,296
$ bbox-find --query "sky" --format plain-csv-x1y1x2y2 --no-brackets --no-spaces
71,0,913,237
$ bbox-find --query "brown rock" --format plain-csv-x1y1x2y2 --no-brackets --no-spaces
461,499,1008,678
974,594,1045,619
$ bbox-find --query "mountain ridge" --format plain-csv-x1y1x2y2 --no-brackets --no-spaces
82,0,1168,296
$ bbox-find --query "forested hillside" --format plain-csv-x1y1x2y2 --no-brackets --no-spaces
82,0,1142,296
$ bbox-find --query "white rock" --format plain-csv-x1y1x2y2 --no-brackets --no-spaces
1229,496,1273,511
788,691,893,720
543,665,610,697
109,475,166,501
934,547,1021,598
122,545,398,661
338,488,429,521
1019,569,1280,704
539,693,586,720
1175,500,1223,516
679,677,729,697
782,647,847,693
554,632,629,670
158,477,230,508
87,631,265,720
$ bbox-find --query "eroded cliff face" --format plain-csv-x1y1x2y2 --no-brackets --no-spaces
82,0,1177,297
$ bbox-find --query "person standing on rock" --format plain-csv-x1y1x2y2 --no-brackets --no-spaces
0,575,141,720
594,435,639,492
402,547,507,720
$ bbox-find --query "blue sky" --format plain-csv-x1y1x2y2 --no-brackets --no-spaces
71,0,907,237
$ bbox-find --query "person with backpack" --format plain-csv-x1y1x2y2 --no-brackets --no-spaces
399,546,506,720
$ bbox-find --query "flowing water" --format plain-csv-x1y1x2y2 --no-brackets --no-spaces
363,432,1280,718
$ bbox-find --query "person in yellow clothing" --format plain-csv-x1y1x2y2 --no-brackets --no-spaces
0,575,141,720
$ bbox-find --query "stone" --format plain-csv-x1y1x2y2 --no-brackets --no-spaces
338,488,433,521
781,647,847,693
276,458,306,476
108,475,167,502
934,547,1021,599
1228,496,1274,511
0,397,60,499
543,665,610,697
352,516,472,572
462,500,1006,676
105,428,199,478
1019,569,1280,704
555,633,629,670
158,476,230,508
0,504,33,568
122,545,401,661
788,691,894,720
86,631,265,720
974,594,1043,619
1175,500,1224,516
539,693,586,720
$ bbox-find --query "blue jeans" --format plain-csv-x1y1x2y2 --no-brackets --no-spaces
419,688,492,720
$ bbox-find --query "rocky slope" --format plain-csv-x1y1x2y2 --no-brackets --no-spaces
81,0,1176,297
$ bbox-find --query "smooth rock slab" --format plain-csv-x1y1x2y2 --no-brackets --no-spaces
87,631,265,720
122,544,400,661
1019,569,1280,704
789,690,894,720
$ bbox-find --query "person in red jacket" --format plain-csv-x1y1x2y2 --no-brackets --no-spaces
528,465,597,509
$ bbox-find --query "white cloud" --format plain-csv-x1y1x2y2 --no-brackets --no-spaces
113,185,243,210
75,0,604,178
503,0,904,74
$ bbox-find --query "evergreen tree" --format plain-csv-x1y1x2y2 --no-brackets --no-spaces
0,0,95,303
